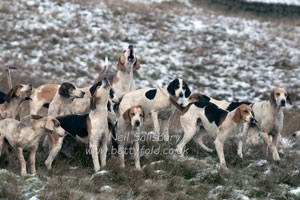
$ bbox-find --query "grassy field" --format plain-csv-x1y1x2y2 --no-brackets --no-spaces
1,0,300,199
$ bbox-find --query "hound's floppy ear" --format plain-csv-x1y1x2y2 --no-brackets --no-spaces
133,59,140,70
59,83,70,98
89,81,101,96
269,90,275,105
5,86,19,103
287,92,292,105
138,105,145,120
167,79,176,96
122,108,131,123
90,95,97,110
183,81,191,98
117,56,126,71
233,107,241,123
45,117,55,132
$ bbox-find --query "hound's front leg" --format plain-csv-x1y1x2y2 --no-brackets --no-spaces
118,141,126,168
100,131,108,168
214,136,228,171
45,136,64,170
29,147,38,174
237,122,249,158
151,111,160,141
17,148,27,176
161,119,170,142
89,134,100,172
260,131,280,161
133,131,141,170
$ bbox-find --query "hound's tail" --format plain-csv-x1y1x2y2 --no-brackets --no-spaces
157,84,191,115
94,57,109,84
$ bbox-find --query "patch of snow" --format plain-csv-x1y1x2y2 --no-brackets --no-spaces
290,187,300,195
245,0,300,6
90,170,108,180
150,160,164,165
100,185,113,192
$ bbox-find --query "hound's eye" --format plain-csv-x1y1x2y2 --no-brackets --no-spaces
243,110,248,113
139,114,142,117
19,85,23,88
276,93,280,96
285,93,288,97
131,113,135,116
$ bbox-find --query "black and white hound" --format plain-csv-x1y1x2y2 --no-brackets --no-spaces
45,79,111,172
167,93,255,171
119,78,191,141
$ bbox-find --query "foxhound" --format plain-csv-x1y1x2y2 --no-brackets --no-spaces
185,93,252,153
168,95,255,170
45,79,111,172
110,45,140,103
0,116,65,176
48,82,85,117
119,78,191,141
238,87,291,161
117,105,145,170
0,84,32,119
29,58,110,116
29,84,60,115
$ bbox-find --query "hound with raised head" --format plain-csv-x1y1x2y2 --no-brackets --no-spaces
117,105,145,170
238,87,291,161
119,78,191,141
0,116,65,176
169,96,255,170
48,82,85,117
109,45,140,103
0,84,32,119
45,79,111,172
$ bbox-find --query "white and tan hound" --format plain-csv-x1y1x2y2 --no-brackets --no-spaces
169,95,255,171
119,78,191,141
0,116,65,176
117,105,145,170
0,84,32,119
48,82,85,117
45,79,111,172
238,87,292,160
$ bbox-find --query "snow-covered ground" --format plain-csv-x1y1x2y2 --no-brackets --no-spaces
245,0,300,6
0,0,299,107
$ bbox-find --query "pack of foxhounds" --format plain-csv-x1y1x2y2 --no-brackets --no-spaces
0,45,296,176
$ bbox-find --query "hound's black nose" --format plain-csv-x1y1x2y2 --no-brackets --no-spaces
179,93,183,98
280,100,286,107
135,121,140,127
293,133,297,137
250,118,257,124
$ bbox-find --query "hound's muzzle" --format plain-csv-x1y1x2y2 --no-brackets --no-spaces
128,45,135,62
103,78,110,89
135,120,141,127
250,117,257,125
280,100,286,107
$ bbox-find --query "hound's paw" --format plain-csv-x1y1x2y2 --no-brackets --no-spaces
45,161,52,170
272,152,280,161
